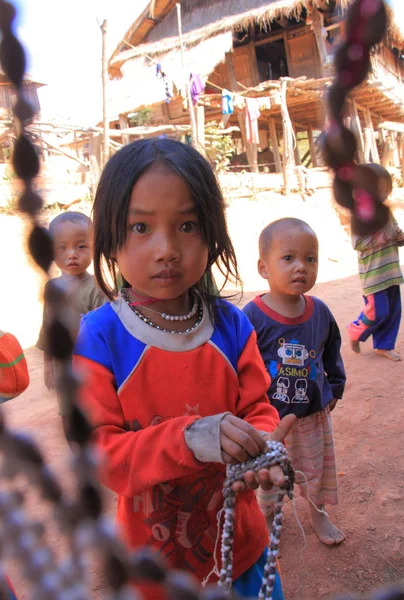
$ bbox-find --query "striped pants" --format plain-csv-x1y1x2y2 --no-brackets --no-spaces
347,286,401,350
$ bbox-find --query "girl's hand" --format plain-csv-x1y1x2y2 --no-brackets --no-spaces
230,414,297,494
220,414,268,464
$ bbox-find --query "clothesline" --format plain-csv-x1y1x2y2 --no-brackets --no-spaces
120,39,253,96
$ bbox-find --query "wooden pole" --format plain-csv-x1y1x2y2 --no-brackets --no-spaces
225,51,258,173
349,99,365,162
280,78,295,194
307,126,318,167
196,105,206,155
268,118,282,173
364,108,380,163
176,3,198,147
311,7,327,77
119,114,130,145
101,19,109,166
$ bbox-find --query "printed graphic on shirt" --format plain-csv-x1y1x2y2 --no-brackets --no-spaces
134,467,224,570
130,404,225,570
270,338,316,404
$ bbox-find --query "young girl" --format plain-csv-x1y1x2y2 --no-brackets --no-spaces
73,138,294,599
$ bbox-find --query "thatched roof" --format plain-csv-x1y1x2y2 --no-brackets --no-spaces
109,0,404,76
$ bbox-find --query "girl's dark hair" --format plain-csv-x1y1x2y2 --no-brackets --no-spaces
92,138,241,312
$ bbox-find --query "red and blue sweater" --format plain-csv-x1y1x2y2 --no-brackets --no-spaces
73,296,279,585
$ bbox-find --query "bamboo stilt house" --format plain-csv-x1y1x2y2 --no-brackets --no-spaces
107,0,404,179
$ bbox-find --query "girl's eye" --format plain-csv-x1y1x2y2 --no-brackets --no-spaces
180,221,199,233
78,245,87,250
131,223,149,234
283,255,293,262
307,256,317,263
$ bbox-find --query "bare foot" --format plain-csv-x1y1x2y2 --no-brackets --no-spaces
375,349,401,362
309,504,345,545
350,340,360,354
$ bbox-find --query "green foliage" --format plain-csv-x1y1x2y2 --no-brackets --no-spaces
205,123,236,173
127,108,152,127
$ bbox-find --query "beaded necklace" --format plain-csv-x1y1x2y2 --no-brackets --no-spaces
121,290,203,334
217,441,294,600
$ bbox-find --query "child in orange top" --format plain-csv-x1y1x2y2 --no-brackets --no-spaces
0,330,29,598
0,330,29,402
73,139,294,599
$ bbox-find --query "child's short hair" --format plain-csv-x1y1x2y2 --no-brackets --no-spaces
259,218,317,257
49,212,92,237
92,138,240,305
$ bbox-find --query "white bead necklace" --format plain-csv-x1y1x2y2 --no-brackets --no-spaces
129,292,199,322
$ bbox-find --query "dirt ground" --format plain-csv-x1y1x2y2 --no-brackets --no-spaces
1,187,404,599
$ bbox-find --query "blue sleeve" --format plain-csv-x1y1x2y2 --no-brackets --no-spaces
74,310,113,372
323,312,346,399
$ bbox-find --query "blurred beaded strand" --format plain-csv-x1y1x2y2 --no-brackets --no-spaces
322,0,391,236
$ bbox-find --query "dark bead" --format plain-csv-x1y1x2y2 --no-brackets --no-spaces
0,2,17,30
44,279,65,305
18,188,43,215
351,202,390,236
104,553,130,590
0,31,25,87
130,548,166,583
5,431,44,466
335,43,371,90
326,84,346,121
370,585,404,600
13,96,36,122
47,318,74,360
12,134,40,180
333,177,355,210
38,466,63,503
79,480,103,520
321,126,357,169
67,404,93,446
28,225,53,273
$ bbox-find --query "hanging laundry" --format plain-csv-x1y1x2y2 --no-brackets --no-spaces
245,97,260,144
222,89,234,114
155,63,173,103
233,94,246,110
189,73,205,105
258,96,271,111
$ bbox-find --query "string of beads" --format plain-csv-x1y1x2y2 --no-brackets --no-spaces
321,0,391,236
219,441,294,600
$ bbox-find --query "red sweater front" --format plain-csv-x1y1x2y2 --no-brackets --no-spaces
74,297,280,593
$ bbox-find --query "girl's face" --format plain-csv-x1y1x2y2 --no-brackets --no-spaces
115,164,209,303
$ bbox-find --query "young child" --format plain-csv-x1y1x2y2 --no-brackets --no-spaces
36,212,106,439
0,330,29,403
347,169,404,361
243,217,346,546
0,329,29,599
73,138,295,599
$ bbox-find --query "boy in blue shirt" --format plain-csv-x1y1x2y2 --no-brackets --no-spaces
243,217,346,545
